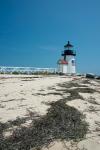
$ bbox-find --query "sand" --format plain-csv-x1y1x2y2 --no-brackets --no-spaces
0,74,100,150
0,75,72,122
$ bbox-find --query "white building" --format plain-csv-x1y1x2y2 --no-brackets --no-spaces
57,59,68,74
57,41,76,74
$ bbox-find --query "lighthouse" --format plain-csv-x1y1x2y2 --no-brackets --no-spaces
57,41,76,74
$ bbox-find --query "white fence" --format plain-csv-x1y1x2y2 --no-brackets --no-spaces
0,66,57,74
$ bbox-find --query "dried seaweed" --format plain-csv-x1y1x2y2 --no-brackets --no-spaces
58,82,88,88
73,87,96,93
8,117,27,127
81,80,91,85
0,78,91,150
35,92,63,96
56,86,96,101
0,100,88,150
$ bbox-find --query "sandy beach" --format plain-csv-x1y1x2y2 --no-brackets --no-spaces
0,74,72,122
0,74,100,150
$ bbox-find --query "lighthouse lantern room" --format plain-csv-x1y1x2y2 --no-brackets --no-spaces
57,41,76,74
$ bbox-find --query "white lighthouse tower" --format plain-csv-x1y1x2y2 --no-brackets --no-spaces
57,41,76,74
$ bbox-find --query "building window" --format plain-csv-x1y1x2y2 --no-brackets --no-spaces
72,60,75,66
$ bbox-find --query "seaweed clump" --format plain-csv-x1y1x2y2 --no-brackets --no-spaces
0,100,88,150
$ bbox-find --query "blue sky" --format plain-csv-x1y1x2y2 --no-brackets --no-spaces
0,0,100,74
